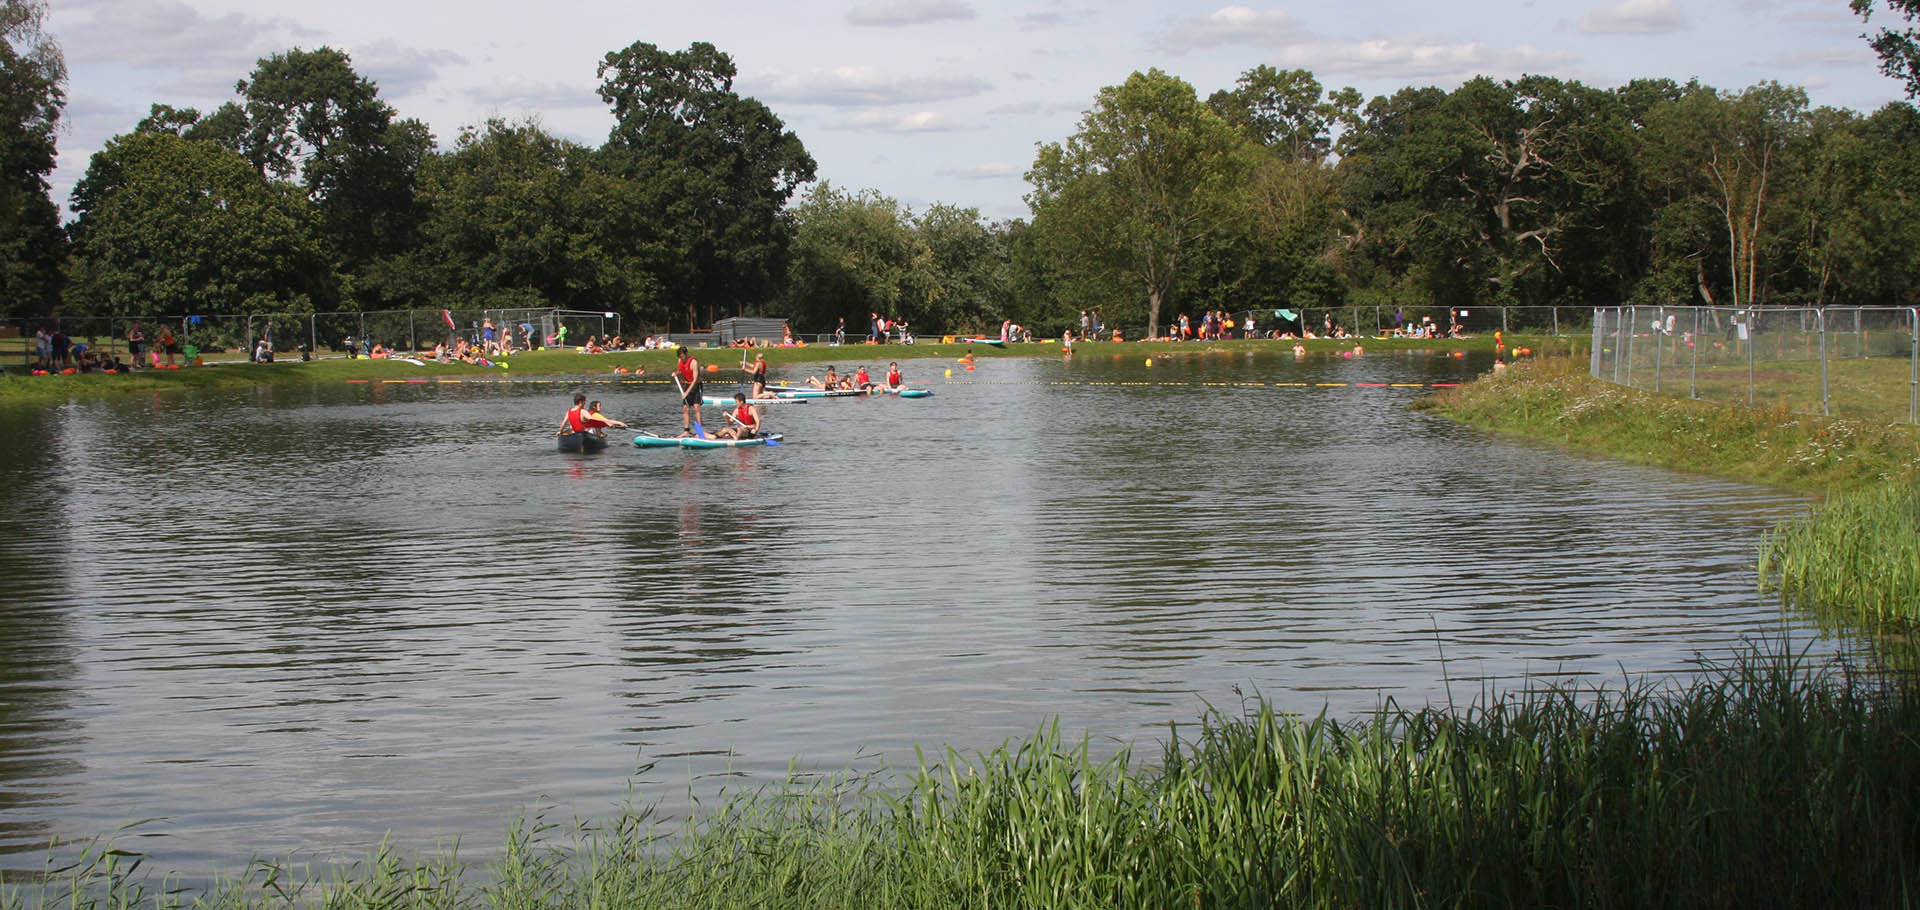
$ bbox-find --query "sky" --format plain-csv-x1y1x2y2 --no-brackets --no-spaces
43,0,1918,224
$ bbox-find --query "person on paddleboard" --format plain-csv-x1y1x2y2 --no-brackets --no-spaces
711,392,763,440
886,362,902,390
852,365,876,392
557,392,589,436
583,399,627,437
674,346,703,436
804,365,843,390
746,351,776,398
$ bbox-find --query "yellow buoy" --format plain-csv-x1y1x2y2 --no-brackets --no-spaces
944,368,952,377
1144,358,1153,367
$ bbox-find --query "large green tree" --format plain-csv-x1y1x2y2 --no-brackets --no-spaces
1027,69,1250,338
66,132,331,315
235,47,432,299
0,0,64,317
1640,82,1809,310
1206,65,1360,163
402,118,662,315
596,40,815,329
778,181,931,332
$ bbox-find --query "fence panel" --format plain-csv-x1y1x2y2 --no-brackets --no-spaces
1591,305,1919,425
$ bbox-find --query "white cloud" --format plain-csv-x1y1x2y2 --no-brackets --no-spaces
846,0,975,27
59,0,286,95
462,79,602,117
1159,6,1313,52
750,66,991,107
934,162,1023,179
1583,0,1690,35
1322,40,1575,79
1770,46,1876,68
829,110,966,131
353,40,468,100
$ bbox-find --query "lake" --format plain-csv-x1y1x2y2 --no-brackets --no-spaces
0,347,1841,876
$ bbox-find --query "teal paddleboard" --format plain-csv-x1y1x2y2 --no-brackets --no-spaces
634,432,784,449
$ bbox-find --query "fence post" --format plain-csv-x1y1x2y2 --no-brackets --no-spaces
1910,308,1918,425
1819,308,1830,417
1590,309,1602,377
1653,306,1664,392
1689,307,1700,399
408,311,416,352
310,314,318,358
1625,306,1637,389
1747,309,1756,406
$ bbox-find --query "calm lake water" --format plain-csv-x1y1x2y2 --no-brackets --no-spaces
0,348,1841,876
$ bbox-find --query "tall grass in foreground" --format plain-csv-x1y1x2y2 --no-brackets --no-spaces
1761,480,1920,628
6,647,1918,909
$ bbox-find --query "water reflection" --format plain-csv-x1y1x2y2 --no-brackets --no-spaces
0,405,84,856
0,352,1842,875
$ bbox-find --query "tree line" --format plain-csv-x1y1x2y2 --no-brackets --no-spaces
7,0,1920,337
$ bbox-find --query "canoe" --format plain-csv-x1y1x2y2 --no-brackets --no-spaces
633,432,784,449
558,431,608,453
957,338,1006,347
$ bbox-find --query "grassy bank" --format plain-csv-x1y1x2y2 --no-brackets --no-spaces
1418,355,1920,628
8,646,1916,909
0,333,1583,406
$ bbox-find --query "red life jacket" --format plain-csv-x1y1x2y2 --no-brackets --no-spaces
565,405,586,432
735,404,757,428
887,369,901,388
676,358,696,384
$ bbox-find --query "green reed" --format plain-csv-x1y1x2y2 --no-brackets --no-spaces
8,645,1917,910
1761,480,1920,627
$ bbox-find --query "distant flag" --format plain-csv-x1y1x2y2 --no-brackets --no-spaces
441,309,456,330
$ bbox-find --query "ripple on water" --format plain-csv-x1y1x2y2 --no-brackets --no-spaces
0,354,1845,876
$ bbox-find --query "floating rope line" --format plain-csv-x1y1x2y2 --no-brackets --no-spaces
346,377,1467,388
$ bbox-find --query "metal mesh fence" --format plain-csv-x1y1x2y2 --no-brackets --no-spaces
1591,305,1920,425
0,307,632,370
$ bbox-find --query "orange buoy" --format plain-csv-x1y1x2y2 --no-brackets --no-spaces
706,363,719,372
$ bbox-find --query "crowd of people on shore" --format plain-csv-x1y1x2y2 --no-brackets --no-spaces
17,321,182,374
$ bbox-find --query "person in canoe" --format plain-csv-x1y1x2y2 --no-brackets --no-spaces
886,361,903,391
745,351,777,399
673,346,703,436
583,399,627,437
711,392,763,440
557,393,589,437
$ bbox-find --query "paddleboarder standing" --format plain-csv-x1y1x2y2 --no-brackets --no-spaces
746,351,774,398
674,346,703,436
